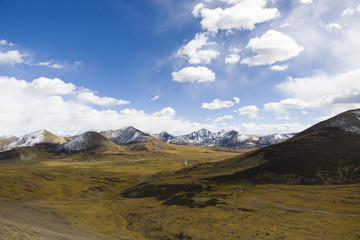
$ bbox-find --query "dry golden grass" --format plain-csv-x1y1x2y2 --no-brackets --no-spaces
0,144,359,239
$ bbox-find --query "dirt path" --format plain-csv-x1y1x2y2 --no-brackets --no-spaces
0,201,106,240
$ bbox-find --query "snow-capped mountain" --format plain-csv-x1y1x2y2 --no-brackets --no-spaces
52,131,116,154
100,126,151,145
154,129,295,149
257,133,296,146
6,129,66,150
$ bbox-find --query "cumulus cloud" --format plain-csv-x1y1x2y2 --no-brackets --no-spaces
202,99,235,109
276,68,360,113
237,105,260,118
0,39,14,47
150,95,159,101
225,54,240,64
213,115,234,122
175,32,219,65
193,0,279,33
172,66,215,83
77,92,130,106
264,98,308,114
270,64,288,71
153,107,176,117
29,77,76,95
233,97,240,103
0,50,26,65
241,30,304,66
0,76,218,136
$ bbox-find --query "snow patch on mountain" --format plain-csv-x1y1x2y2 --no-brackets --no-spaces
327,109,360,134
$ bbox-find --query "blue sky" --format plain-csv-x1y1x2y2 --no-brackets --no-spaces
1,0,360,136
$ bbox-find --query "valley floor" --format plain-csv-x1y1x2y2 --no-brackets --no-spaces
0,152,359,240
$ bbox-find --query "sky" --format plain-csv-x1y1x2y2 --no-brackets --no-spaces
1,0,360,136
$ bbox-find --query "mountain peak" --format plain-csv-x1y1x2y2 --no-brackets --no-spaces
297,108,360,137
6,129,66,150
100,126,151,145
52,131,115,154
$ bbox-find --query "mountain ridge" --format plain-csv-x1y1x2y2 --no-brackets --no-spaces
154,129,295,149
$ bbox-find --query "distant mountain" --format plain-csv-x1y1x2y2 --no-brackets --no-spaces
52,131,118,154
179,108,360,185
100,126,151,145
6,129,66,150
154,129,295,149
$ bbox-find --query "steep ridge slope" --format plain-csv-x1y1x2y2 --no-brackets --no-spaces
202,109,360,184
6,129,66,150
52,131,118,154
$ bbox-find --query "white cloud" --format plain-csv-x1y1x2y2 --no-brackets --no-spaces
342,7,355,17
213,115,234,122
50,63,64,69
34,61,64,69
192,3,204,17
264,98,308,114
0,76,218,136
150,95,159,101
37,61,52,67
280,23,290,28
29,77,76,95
229,46,241,53
238,105,260,118
225,54,240,64
77,92,130,106
172,66,215,83
153,107,176,117
241,30,304,66
233,96,240,103
175,32,219,65
276,116,290,120
237,122,308,135
0,39,14,47
302,110,308,114
300,0,313,4
276,68,360,113
202,99,235,109
270,64,288,71
194,0,279,33
323,23,342,31
0,50,26,65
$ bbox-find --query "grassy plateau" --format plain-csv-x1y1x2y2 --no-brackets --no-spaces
0,141,359,239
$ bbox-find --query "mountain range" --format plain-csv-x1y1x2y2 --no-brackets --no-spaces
3,126,294,153
154,129,295,148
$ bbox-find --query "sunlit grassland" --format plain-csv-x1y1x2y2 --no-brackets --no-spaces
0,146,359,239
